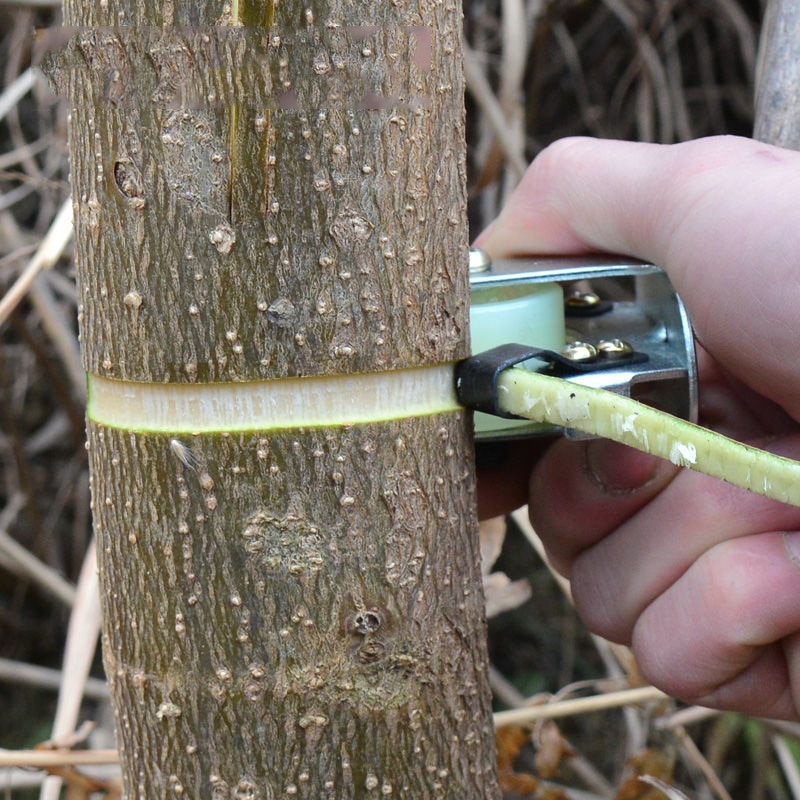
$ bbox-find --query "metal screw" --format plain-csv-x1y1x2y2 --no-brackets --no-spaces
565,289,601,310
561,341,597,362
597,338,634,360
468,247,492,273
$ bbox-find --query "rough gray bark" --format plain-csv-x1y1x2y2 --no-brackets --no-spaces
754,0,800,148
52,0,501,797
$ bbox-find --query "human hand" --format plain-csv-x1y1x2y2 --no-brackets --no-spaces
475,135,800,719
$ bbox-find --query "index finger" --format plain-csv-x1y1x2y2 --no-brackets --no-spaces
476,135,800,420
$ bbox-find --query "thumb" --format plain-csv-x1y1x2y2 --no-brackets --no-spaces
529,437,678,577
474,136,671,259
475,135,800,421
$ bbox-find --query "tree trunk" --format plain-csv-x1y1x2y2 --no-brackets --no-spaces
754,0,800,149
52,1,500,797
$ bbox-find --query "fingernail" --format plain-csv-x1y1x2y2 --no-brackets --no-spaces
584,439,663,494
782,532,800,568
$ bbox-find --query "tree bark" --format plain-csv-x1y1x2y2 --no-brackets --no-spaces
754,0,800,149
53,0,500,797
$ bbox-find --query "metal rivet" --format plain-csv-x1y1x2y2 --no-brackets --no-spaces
597,338,634,359
565,289,601,309
468,248,492,273
561,341,597,362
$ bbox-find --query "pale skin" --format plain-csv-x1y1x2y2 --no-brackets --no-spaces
475,134,800,720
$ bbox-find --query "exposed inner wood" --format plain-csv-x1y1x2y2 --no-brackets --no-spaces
88,364,461,432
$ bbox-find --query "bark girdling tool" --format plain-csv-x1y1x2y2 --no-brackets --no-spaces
460,252,800,507
465,251,698,441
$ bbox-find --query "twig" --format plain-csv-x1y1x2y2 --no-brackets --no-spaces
673,725,734,800
552,21,602,135
0,491,77,607
41,541,102,800
654,704,720,730
0,134,53,171
493,685,669,727
590,636,648,754
462,40,528,182
498,0,528,200
0,242,38,270
23,411,72,456
43,721,96,751
29,270,86,402
490,669,614,796
659,2,693,140
0,66,36,123
565,756,615,799
0,658,106,698
0,0,61,5
489,663,527,708
714,0,758,76
601,0,675,141
638,776,691,800
511,507,651,754
525,0,546,32
500,0,527,110
0,764,119,792
510,507,572,600
0,750,119,768
772,735,800,800
0,197,73,328
688,17,727,134
761,719,800,740
3,10,51,182
0,180,39,212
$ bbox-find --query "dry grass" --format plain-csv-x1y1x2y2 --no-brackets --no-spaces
464,0,761,232
3,1,799,798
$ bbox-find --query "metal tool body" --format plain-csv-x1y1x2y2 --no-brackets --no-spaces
468,253,698,440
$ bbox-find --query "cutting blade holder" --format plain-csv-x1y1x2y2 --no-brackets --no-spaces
468,251,698,441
